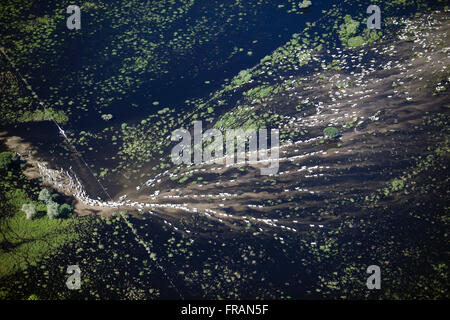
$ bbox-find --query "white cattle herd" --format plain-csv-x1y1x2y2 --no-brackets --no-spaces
34,11,446,248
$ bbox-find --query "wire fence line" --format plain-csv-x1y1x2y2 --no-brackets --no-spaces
0,46,185,299
0,3,346,298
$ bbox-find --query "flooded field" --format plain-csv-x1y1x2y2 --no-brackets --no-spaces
0,0,449,300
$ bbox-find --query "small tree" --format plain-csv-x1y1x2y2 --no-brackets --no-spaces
38,189,51,203
46,200,59,219
0,152,19,171
21,203,36,220
58,203,73,218
51,193,59,202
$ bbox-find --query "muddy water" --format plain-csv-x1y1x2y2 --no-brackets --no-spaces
0,122,107,200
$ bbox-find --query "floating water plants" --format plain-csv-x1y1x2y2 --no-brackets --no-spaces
323,127,341,139
0,0,448,302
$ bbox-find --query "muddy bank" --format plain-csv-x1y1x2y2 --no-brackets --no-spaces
0,132,116,217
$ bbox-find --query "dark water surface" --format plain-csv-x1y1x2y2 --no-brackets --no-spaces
35,0,333,131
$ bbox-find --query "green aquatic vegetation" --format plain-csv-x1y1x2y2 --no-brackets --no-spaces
390,178,405,192
343,119,358,129
347,36,365,47
298,1,312,9
101,114,113,121
383,179,405,197
231,69,253,87
2,0,448,300
117,107,181,170
18,108,69,125
104,3,348,176
339,15,360,44
244,84,281,101
214,105,281,131
338,15,382,48
81,2,98,10
0,67,69,125
1,0,307,132
323,127,341,138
